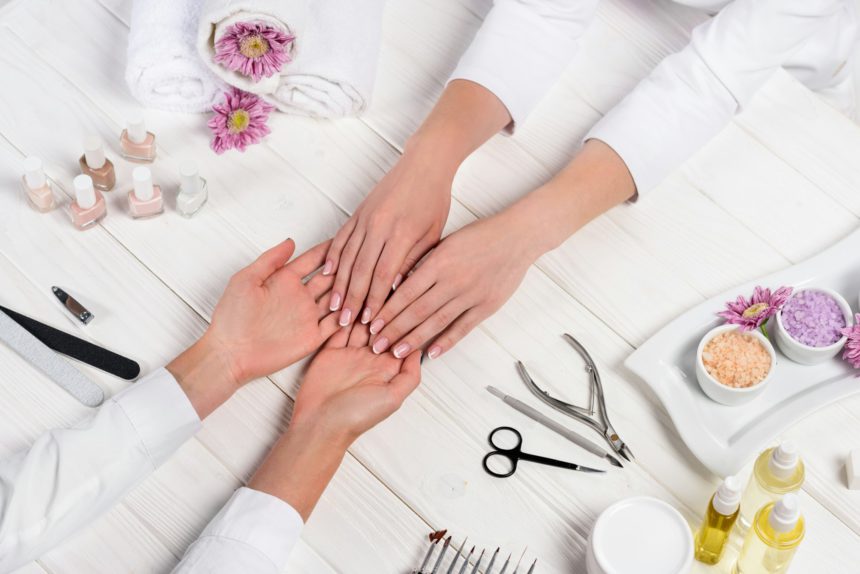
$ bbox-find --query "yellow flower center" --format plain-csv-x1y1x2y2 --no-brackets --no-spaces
239,35,270,59
742,303,769,319
227,109,251,133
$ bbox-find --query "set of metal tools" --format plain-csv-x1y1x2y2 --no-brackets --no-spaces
413,531,536,574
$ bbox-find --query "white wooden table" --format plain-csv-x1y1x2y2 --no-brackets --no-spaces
1,0,860,572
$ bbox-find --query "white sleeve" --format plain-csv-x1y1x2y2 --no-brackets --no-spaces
171,487,304,574
0,369,201,572
449,0,599,129
586,0,855,195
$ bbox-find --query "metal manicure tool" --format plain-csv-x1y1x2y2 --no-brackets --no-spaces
516,333,634,463
414,533,536,574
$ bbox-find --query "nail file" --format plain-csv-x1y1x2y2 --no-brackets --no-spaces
0,310,104,407
0,305,140,380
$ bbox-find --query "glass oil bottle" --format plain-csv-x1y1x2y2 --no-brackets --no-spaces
734,494,804,574
739,442,804,531
694,475,742,565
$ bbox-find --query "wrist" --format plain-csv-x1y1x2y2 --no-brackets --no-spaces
497,198,560,262
166,334,242,419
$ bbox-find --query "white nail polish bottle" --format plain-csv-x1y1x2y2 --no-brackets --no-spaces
176,162,208,218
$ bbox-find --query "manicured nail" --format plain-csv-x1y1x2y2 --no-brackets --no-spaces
361,307,372,324
339,308,352,327
322,259,334,275
392,273,403,291
393,343,411,359
369,318,384,335
329,292,342,311
428,345,442,359
372,337,390,354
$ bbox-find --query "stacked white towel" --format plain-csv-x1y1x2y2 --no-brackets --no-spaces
126,0,226,113
198,0,386,118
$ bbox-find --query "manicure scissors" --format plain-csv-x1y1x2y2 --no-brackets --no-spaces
482,427,603,478
516,333,634,463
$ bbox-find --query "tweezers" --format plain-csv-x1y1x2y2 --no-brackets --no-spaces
516,333,634,463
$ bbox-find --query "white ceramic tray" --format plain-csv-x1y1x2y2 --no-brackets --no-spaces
625,229,860,476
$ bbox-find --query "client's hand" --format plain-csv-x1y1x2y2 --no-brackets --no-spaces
168,238,338,418
249,323,422,519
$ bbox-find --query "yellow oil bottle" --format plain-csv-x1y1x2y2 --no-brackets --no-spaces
694,475,742,565
739,442,804,531
734,494,804,574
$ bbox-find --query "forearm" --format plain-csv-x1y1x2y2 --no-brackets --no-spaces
404,79,511,178
508,139,635,257
166,333,241,419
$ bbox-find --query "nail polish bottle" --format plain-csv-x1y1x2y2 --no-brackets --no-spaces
176,162,208,218
70,174,106,230
120,116,156,162
79,135,116,191
21,156,57,212
128,166,164,219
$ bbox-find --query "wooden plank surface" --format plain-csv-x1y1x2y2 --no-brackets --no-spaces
1,0,860,572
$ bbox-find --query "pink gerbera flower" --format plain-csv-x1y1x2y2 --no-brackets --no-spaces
208,88,275,154
841,315,860,368
214,21,294,82
718,285,793,333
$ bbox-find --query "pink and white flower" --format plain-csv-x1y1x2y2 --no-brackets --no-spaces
718,285,793,332
214,21,294,82
208,88,275,154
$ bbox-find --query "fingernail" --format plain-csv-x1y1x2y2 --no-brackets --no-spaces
329,292,342,311
322,260,334,275
393,343,411,359
428,345,442,360
372,337,389,354
338,308,352,327
369,318,384,335
392,273,403,291
361,307,372,324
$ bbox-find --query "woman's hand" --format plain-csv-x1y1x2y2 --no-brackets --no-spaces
324,152,453,329
367,210,544,360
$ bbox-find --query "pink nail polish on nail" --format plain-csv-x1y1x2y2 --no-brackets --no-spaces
372,337,389,354
369,319,384,335
392,273,403,291
339,308,352,326
361,307,371,324
428,345,442,359
323,260,333,275
393,343,411,359
329,292,342,311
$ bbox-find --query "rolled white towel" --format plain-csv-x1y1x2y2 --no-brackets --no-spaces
126,0,226,113
198,0,386,118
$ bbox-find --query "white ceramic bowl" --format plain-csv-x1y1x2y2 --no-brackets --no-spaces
695,324,775,406
773,287,853,365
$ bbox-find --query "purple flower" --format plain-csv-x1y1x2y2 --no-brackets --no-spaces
208,88,275,154
841,315,860,368
718,285,793,332
214,21,294,82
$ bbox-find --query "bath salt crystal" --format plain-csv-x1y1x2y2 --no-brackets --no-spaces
702,331,771,388
780,290,846,347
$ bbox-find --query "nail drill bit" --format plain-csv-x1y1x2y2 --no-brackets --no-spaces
446,538,469,574
457,546,475,574
469,549,486,574
486,547,500,573
431,536,452,574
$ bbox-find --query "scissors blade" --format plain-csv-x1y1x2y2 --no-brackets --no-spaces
574,463,606,474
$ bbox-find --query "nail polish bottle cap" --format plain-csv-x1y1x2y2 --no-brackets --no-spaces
179,162,201,195
127,115,147,144
769,494,801,533
83,135,106,169
23,156,46,189
132,166,154,201
73,174,97,209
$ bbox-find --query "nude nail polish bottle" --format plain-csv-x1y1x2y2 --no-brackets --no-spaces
176,162,208,218
120,116,156,162
70,174,106,230
21,156,56,212
79,135,116,191
128,166,163,219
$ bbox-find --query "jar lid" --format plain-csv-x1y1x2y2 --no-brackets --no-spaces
588,497,693,574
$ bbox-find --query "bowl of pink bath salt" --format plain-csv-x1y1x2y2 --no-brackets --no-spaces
696,325,775,405
774,287,853,365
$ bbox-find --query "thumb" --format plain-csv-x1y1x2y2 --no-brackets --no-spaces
388,351,422,405
247,239,296,283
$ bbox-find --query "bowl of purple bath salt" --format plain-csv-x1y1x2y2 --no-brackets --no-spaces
773,287,853,365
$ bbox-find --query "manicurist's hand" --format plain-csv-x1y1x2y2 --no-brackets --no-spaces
167,238,339,418
248,323,422,519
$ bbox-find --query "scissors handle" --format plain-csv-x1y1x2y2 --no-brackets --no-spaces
482,451,519,478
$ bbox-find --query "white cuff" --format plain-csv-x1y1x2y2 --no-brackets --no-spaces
111,367,201,468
